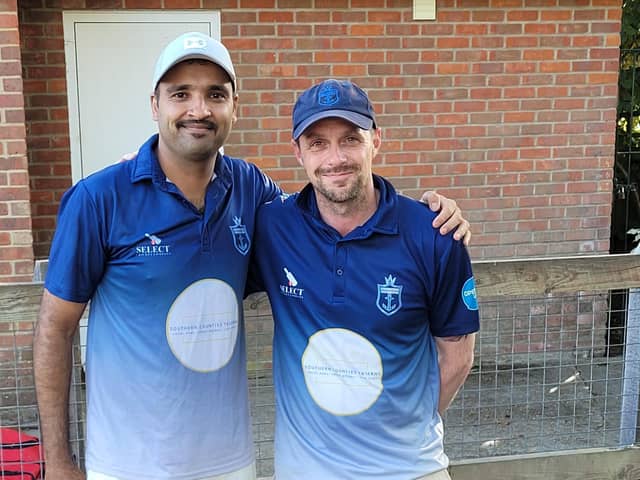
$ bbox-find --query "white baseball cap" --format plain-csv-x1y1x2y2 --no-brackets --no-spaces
152,32,236,91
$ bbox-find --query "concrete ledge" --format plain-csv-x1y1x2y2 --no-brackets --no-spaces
450,446,640,480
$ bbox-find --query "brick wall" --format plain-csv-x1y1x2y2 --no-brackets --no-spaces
16,0,621,262
0,0,32,282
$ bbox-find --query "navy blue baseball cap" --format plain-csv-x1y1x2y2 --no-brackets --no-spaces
292,79,377,140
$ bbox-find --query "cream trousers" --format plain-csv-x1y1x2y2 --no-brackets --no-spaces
271,468,451,480
87,461,256,480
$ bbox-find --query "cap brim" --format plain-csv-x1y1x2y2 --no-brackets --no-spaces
153,53,236,91
293,110,374,140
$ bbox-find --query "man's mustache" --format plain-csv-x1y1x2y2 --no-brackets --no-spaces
316,165,359,175
177,120,216,130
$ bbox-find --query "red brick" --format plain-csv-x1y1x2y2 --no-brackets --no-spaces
437,10,471,22
331,11,366,23
455,24,488,35
125,0,162,6
540,61,571,73
437,63,470,75
350,24,384,36
437,37,471,49
504,36,537,48
541,10,572,21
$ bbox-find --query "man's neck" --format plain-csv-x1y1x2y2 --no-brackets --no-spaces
156,143,216,210
315,186,380,237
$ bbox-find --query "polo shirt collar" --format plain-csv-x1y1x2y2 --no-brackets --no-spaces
130,134,232,190
296,174,399,236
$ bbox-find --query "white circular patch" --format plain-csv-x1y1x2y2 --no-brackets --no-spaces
166,279,238,372
301,328,383,416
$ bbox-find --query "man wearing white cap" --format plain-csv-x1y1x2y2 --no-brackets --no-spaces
33,33,469,480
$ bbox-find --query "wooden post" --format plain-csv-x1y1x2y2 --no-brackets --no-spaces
620,284,640,446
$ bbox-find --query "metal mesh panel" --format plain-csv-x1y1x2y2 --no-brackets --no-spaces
0,320,41,478
444,291,630,459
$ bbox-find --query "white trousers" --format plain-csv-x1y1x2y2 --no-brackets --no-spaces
272,468,451,480
87,461,256,480
415,468,452,480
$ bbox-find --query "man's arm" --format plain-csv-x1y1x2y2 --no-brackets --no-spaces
421,191,471,246
33,289,87,480
434,334,476,414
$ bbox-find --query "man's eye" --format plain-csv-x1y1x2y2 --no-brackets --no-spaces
172,92,187,99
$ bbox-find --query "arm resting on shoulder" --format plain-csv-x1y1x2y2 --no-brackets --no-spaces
434,333,476,415
33,289,87,480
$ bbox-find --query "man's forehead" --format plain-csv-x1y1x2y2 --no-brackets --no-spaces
302,117,363,136
160,60,233,86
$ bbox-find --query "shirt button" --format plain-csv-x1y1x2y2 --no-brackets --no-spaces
336,268,343,276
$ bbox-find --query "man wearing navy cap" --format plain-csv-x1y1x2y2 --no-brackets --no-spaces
249,79,480,479
34,31,470,480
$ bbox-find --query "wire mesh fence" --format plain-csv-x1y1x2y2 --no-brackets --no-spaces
1,255,639,478
444,291,629,460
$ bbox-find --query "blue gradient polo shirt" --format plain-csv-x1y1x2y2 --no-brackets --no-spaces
250,175,479,480
45,134,280,480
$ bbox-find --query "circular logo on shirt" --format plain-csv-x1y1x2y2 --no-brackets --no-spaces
301,328,383,416
166,279,238,372
461,276,478,311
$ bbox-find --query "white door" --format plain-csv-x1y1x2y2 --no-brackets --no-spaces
63,11,221,183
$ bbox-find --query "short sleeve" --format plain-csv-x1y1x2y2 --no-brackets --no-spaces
251,163,282,206
44,182,108,303
428,235,480,337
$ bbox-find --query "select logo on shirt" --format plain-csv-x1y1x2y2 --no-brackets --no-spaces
376,274,403,316
462,276,478,311
229,216,251,256
135,233,172,256
280,267,304,299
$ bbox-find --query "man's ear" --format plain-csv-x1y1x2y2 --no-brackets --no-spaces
232,93,239,125
291,139,304,167
372,127,382,153
151,94,159,121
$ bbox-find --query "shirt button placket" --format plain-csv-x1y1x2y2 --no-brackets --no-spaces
333,243,347,301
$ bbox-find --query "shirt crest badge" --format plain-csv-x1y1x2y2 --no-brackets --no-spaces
376,274,403,316
229,216,250,255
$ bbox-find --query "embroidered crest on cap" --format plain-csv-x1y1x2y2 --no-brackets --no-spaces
183,36,207,50
318,84,340,106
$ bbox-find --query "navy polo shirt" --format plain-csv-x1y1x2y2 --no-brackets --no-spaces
45,134,280,479
250,175,479,480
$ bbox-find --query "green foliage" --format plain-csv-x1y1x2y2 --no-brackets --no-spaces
622,0,640,49
613,2,640,251
618,0,640,148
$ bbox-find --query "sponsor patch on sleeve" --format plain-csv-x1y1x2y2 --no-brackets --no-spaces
462,276,478,311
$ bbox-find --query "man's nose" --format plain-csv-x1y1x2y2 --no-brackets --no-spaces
188,95,211,118
327,143,348,163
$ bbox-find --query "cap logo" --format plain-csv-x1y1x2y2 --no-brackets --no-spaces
318,85,339,106
183,36,207,50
